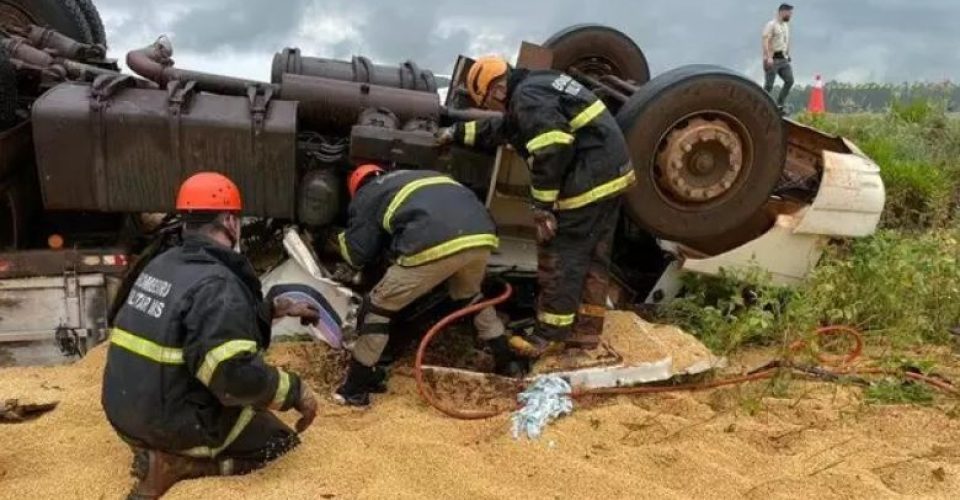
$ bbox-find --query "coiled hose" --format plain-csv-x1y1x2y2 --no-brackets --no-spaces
413,284,958,420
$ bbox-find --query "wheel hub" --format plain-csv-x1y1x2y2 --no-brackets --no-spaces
656,117,744,203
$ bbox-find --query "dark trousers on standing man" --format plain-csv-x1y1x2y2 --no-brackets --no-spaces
535,197,620,347
763,56,794,107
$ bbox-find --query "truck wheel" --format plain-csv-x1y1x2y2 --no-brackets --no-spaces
0,0,94,44
75,0,106,46
616,65,785,242
543,24,650,85
0,49,17,130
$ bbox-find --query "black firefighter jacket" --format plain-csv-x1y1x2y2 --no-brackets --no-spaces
454,68,635,211
101,235,301,457
338,169,498,268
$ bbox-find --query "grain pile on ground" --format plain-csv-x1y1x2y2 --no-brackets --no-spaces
531,311,722,376
3,339,960,499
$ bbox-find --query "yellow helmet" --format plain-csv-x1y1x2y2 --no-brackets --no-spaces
466,56,509,106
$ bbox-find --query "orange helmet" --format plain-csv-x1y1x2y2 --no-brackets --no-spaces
348,164,384,198
176,172,242,212
466,56,509,106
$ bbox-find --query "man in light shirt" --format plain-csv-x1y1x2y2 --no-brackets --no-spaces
762,3,794,111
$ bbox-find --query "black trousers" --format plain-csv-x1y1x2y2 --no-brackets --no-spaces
535,197,620,342
122,410,299,475
219,411,300,472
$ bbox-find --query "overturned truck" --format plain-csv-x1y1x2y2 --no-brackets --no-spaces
0,1,884,350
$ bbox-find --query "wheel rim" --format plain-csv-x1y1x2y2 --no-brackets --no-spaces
652,111,755,210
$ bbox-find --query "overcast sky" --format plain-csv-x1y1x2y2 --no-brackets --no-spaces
96,0,959,86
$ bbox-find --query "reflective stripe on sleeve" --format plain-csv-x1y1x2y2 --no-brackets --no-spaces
464,121,477,146
196,339,259,386
525,130,575,153
270,369,291,410
338,232,355,267
110,328,184,364
569,100,606,131
530,187,559,203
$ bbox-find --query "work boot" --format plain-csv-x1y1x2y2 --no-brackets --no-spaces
507,332,564,359
486,336,527,377
333,360,381,407
127,447,221,500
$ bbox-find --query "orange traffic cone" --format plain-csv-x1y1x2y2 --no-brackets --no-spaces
807,74,826,114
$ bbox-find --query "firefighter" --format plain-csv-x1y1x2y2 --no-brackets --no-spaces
437,56,635,356
334,165,521,406
102,172,320,499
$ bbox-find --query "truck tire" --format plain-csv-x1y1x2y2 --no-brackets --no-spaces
616,65,786,242
543,24,650,85
75,0,106,46
0,49,17,130
0,0,94,44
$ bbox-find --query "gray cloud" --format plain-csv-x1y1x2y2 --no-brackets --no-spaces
95,0,960,84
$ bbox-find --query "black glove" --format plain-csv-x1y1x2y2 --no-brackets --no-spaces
331,263,360,285
435,126,455,146
531,208,557,244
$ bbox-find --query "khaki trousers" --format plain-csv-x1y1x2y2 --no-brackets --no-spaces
353,247,505,366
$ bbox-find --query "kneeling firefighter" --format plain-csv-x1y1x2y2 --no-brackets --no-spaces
438,56,635,356
102,172,320,499
334,165,522,406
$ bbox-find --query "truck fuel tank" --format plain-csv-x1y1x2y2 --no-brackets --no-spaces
31,76,298,218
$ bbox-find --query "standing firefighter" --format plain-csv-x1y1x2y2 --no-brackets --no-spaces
438,57,634,356
102,172,320,499
763,3,795,110
334,165,521,406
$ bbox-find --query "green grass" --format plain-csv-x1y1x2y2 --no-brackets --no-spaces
663,108,960,408
865,379,936,405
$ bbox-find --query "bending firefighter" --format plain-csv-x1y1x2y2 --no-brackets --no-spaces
335,165,521,406
438,56,635,355
102,173,320,499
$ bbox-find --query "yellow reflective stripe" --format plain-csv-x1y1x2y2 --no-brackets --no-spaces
383,176,462,232
397,234,499,267
569,100,606,131
556,170,637,211
110,328,184,364
526,130,574,153
182,406,255,459
196,340,259,386
338,232,355,267
531,187,559,203
538,311,576,327
464,121,477,146
270,370,291,410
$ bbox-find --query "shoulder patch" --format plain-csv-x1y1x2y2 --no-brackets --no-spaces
551,74,583,96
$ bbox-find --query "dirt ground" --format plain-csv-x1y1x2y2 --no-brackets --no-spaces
2,340,960,499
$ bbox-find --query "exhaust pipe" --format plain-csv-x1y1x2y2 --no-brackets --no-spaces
272,48,437,93
127,37,273,95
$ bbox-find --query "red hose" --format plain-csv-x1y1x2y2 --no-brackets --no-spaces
413,295,955,420
414,283,516,420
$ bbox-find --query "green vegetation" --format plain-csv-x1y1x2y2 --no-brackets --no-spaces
661,104,960,406
784,81,959,114
865,379,936,406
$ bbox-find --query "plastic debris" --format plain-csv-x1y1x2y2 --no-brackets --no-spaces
511,376,573,440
